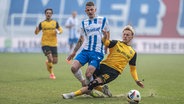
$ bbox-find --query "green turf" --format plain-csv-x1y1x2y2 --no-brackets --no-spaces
0,53,184,104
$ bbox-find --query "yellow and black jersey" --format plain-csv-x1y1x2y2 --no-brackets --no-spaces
101,39,136,74
38,19,63,46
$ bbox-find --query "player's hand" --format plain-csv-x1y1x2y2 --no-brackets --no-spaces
102,30,107,37
136,80,144,88
67,52,76,61
104,46,108,54
35,27,40,35
55,30,61,34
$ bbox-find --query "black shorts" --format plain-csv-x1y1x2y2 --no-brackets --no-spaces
42,46,58,57
93,64,120,84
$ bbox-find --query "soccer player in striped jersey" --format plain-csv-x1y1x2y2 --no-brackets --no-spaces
65,11,80,53
35,8,63,79
66,1,110,95
62,25,144,99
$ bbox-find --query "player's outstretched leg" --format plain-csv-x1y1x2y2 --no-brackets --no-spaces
62,92,75,99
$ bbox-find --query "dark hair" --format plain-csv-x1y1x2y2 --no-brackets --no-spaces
45,8,53,14
86,1,95,6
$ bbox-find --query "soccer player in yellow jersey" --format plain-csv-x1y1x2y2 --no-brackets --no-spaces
34,8,63,79
62,25,144,99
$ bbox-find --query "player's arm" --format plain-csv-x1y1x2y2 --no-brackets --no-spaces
102,30,117,48
102,17,110,54
56,22,63,34
35,23,41,35
67,35,84,61
104,31,110,54
102,30,110,47
129,53,144,88
74,35,84,52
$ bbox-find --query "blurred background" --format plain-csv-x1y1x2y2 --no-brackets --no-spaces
0,0,184,54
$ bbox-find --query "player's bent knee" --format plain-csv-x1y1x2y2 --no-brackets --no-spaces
48,57,53,63
53,61,57,64
88,80,100,90
71,66,78,73
52,57,58,64
85,73,92,79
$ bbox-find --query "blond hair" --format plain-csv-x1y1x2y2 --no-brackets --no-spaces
123,25,135,35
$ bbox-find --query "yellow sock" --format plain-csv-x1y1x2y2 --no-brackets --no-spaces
74,90,82,96
46,60,53,74
94,86,103,92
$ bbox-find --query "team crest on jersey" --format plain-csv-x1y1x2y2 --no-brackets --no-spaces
98,21,102,24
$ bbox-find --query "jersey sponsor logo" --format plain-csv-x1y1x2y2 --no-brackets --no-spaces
86,27,100,33
117,49,131,59
43,28,55,30
118,44,123,48
130,50,133,55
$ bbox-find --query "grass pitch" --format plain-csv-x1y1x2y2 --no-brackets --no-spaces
0,53,184,104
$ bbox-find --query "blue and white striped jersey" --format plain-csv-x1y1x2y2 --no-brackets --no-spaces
80,16,110,54
65,17,79,39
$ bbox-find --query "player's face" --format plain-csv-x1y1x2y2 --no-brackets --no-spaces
85,6,96,19
122,30,133,44
72,11,77,18
45,10,52,20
